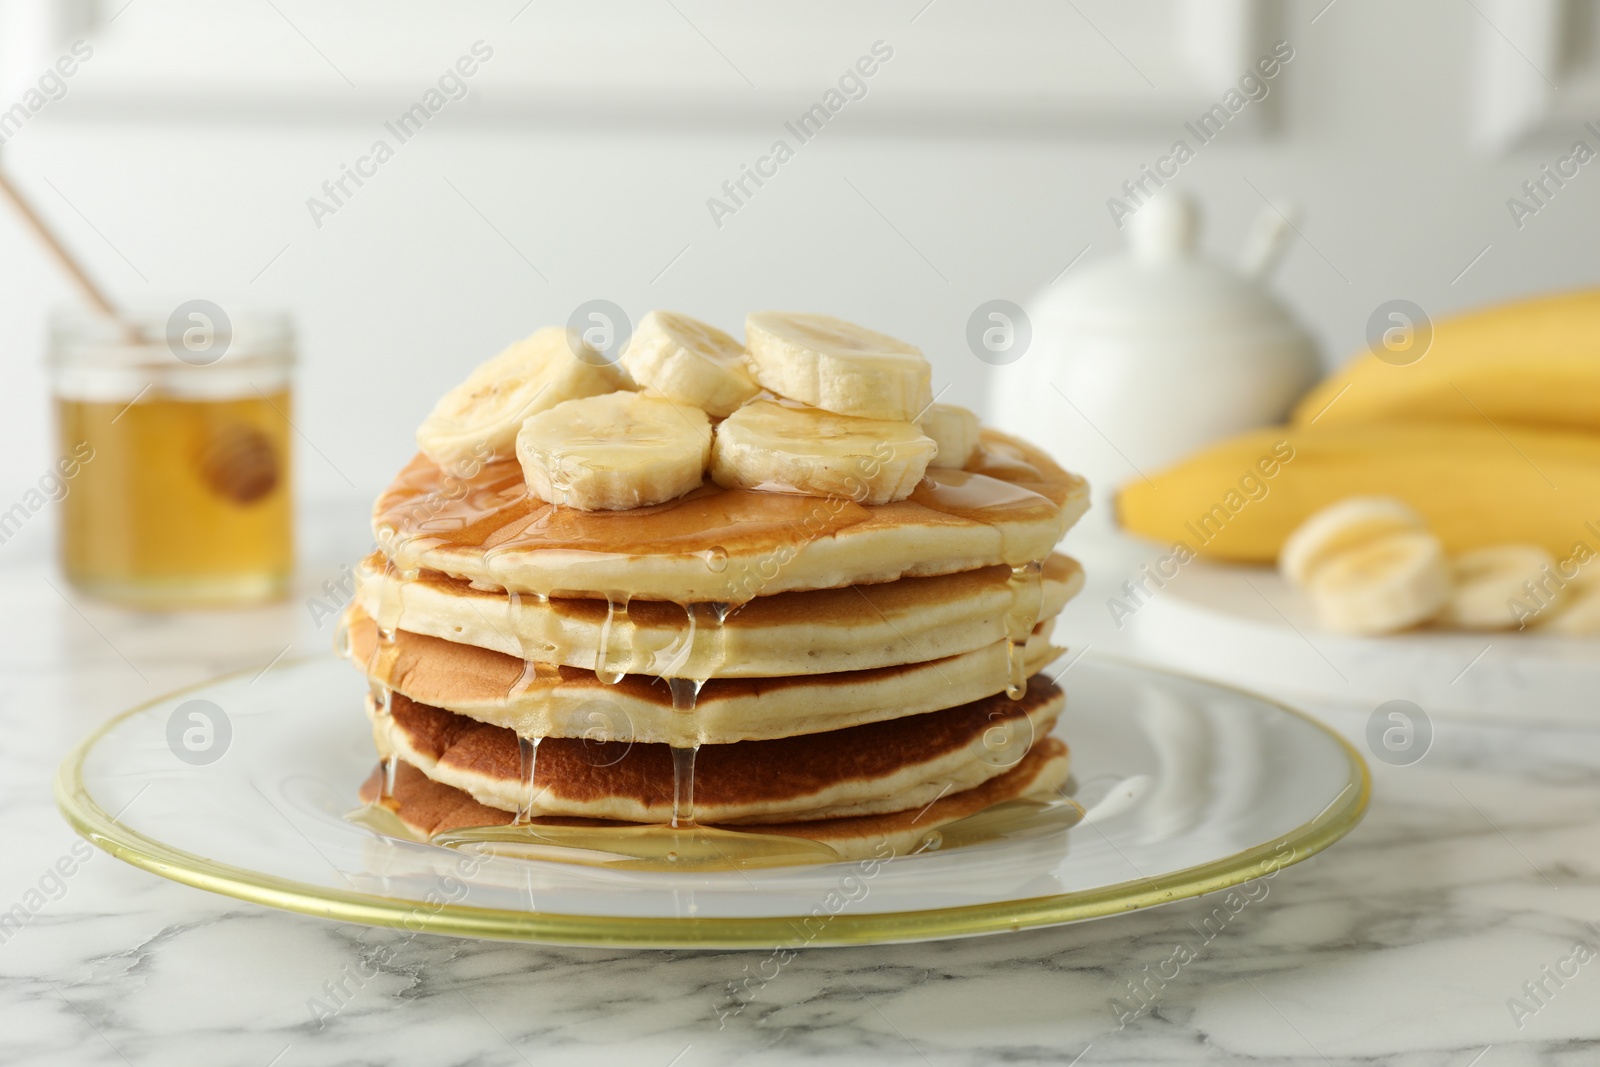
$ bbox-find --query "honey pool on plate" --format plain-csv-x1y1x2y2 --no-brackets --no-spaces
350,790,1085,873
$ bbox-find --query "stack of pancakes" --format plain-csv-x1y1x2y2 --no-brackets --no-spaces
341,319,1089,863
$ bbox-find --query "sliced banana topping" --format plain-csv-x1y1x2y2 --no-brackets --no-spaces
1441,544,1558,630
1279,496,1428,587
1304,529,1449,636
517,391,711,511
920,402,981,470
710,399,936,505
744,311,933,423
417,326,626,468
619,310,759,418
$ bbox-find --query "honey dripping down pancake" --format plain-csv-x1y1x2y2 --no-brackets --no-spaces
341,604,1066,743
347,553,1084,680
366,678,1065,824
350,310,1090,864
361,739,1074,866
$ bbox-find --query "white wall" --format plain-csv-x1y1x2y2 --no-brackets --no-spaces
1,0,1597,563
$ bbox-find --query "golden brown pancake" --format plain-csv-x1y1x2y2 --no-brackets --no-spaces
353,553,1082,679
345,607,1062,743
351,392,1089,865
367,677,1065,824
362,738,1071,863
373,429,1088,604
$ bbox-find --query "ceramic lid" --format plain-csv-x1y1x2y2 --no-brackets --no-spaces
1040,194,1308,338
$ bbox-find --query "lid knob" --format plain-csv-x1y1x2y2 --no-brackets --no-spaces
1127,192,1197,263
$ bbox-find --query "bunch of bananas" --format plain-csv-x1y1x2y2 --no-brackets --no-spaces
1116,289,1600,634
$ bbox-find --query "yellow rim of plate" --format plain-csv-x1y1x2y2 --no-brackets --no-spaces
55,653,1369,949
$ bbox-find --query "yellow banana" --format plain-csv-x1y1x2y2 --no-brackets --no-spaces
1293,289,1600,432
1116,423,1600,563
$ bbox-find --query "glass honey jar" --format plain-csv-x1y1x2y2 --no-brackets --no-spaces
50,305,294,608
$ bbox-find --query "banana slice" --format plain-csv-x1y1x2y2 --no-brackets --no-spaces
1280,496,1429,587
744,311,933,422
417,326,626,468
619,310,759,417
1441,544,1557,630
710,399,936,505
920,402,981,470
516,391,711,511
1539,570,1600,635
1305,530,1449,636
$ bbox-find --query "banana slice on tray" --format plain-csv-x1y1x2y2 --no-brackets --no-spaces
744,311,933,423
1540,569,1600,635
710,399,936,505
1441,544,1557,630
517,391,711,511
620,310,759,418
1279,496,1428,587
1304,530,1450,636
417,326,626,468
920,402,981,470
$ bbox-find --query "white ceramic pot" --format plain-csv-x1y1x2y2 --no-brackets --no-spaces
990,193,1320,534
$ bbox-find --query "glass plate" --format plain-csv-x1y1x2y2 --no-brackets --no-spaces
55,655,1367,949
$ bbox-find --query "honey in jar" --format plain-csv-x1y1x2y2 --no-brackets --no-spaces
50,308,294,608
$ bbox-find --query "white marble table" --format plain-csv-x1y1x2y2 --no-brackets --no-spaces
5,514,1600,1067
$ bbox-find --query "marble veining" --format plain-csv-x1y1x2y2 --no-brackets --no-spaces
5,516,1600,1066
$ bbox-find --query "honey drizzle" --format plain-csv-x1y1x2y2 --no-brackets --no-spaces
365,532,412,802
488,546,560,816
669,745,700,829
480,543,555,702
595,596,629,684
655,598,698,677
1002,561,1045,700
667,675,706,828
662,591,724,829
503,588,558,697
368,681,397,798
380,753,398,799
515,735,541,823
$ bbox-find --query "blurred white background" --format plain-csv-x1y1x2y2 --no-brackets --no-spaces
0,0,1596,559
